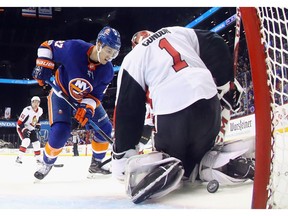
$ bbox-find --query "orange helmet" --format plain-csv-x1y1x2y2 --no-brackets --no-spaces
131,30,154,48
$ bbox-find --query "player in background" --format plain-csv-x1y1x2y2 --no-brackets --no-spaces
16,96,43,165
32,26,121,180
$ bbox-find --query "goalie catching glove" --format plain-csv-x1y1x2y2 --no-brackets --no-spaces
217,79,243,112
32,58,55,86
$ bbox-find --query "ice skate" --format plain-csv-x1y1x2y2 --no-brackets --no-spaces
15,156,23,165
34,162,53,180
87,157,111,179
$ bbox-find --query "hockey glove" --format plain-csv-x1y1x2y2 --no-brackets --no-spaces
35,124,41,132
22,128,31,138
217,79,243,113
111,149,138,181
32,58,55,86
74,103,94,127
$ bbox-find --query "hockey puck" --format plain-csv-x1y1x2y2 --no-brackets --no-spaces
207,179,219,193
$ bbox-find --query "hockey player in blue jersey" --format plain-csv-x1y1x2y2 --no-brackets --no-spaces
32,26,121,180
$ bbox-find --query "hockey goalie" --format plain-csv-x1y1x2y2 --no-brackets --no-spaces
113,27,252,204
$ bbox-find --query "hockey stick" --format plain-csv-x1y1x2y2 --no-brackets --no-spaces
45,80,113,145
53,164,64,167
233,7,242,76
215,8,242,145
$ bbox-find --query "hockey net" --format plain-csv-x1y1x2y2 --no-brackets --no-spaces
241,7,288,209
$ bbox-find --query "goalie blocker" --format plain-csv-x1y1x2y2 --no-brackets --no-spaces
125,152,184,204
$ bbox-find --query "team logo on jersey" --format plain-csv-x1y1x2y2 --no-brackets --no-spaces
69,78,93,101
30,115,38,127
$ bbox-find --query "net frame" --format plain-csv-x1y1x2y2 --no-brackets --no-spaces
240,7,288,209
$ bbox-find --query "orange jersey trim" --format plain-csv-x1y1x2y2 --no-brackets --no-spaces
91,140,109,152
45,142,63,157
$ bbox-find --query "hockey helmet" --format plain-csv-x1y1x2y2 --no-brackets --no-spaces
131,30,154,48
97,26,121,53
31,96,41,103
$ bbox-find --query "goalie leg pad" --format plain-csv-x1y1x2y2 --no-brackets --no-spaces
125,152,184,204
199,139,254,185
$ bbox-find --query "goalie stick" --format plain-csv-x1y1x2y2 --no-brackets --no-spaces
233,7,242,76
215,8,242,145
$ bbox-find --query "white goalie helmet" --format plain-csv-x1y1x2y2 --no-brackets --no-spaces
131,30,154,48
31,96,41,103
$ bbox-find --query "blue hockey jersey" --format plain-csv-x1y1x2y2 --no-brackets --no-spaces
37,39,114,103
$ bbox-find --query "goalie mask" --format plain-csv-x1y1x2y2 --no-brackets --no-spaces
131,30,154,48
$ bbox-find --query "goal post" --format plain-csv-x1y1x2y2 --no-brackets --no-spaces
240,7,288,209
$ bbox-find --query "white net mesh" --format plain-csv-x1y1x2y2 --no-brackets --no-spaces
256,7,288,209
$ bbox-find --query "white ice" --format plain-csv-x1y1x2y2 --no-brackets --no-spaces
0,154,253,208
0,154,280,216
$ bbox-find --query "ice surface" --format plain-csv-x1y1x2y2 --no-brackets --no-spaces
0,154,279,216
0,154,253,207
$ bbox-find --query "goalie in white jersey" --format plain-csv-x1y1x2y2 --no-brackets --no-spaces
16,96,43,165
112,26,225,203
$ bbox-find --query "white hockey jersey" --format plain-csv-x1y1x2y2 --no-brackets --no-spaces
17,106,43,131
114,26,220,152
116,26,217,115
